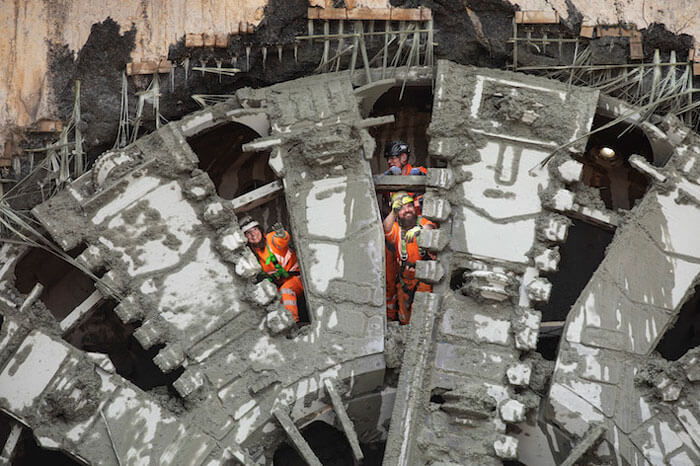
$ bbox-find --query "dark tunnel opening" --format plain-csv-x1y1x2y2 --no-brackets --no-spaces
368,86,437,175
13,245,96,321
537,219,615,360
655,283,700,361
188,121,309,322
273,420,384,466
580,115,653,211
187,120,290,253
64,299,185,392
186,121,273,200
0,413,81,466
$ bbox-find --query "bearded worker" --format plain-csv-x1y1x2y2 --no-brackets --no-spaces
240,216,303,322
382,141,427,319
383,192,436,325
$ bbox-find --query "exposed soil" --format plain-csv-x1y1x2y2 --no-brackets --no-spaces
4,0,691,214
36,1,696,167
48,18,137,161
40,0,518,170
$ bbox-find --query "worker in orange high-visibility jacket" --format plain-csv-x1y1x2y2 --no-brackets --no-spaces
382,141,427,320
384,192,436,325
383,140,428,177
240,216,303,322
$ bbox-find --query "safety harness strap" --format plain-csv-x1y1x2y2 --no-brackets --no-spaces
263,245,292,283
399,275,424,311
399,218,423,262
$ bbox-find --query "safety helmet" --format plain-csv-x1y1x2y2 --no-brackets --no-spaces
384,140,410,158
391,191,414,208
239,216,260,234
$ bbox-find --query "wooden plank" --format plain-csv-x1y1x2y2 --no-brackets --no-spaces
515,11,559,24
355,115,395,129
694,62,700,76
307,7,320,20
597,25,622,37
19,283,44,312
540,321,565,328
391,8,422,21
324,379,364,462
231,180,284,213
30,119,63,133
186,33,204,47
579,25,595,38
630,38,644,60
241,137,282,152
203,33,216,47
373,174,427,192
61,289,104,334
0,422,22,464
619,26,639,37
419,7,432,21
318,8,348,20
221,445,257,466
347,8,383,20
560,425,606,466
272,409,322,466
215,33,229,48
126,60,173,75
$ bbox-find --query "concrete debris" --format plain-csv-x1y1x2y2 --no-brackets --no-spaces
384,322,410,369
462,269,519,301
657,378,683,402
265,306,296,335
506,363,532,386
683,354,700,382
499,399,527,423
557,160,584,183
493,434,519,459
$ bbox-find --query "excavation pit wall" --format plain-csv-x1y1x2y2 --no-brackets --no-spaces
4,0,698,201
5,73,390,464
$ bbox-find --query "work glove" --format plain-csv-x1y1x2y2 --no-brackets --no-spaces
272,222,285,237
405,226,421,242
392,197,403,214
408,168,425,176
384,166,402,176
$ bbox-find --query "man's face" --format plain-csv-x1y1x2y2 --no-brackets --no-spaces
397,202,417,225
245,227,263,246
387,153,408,169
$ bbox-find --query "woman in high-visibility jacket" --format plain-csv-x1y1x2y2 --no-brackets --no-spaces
383,192,436,325
240,217,303,322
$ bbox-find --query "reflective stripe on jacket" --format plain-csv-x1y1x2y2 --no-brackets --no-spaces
384,218,434,280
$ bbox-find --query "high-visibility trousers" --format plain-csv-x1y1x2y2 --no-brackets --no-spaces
279,275,303,322
397,278,431,325
386,248,399,321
